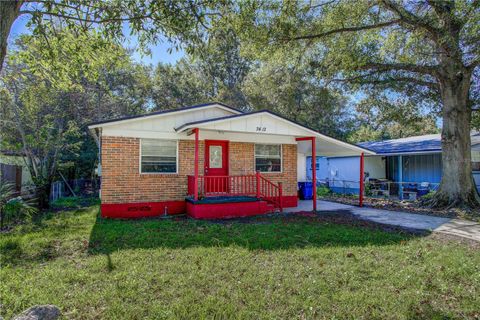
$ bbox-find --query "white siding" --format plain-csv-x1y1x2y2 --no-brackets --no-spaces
326,156,386,181
327,157,360,183
101,106,235,136
197,114,309,136
365,156,386,179
297,153,306,181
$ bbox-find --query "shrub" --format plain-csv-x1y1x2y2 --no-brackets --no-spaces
50,196,99,209
0,183,37,229
317,185,331,197
420,191,436,201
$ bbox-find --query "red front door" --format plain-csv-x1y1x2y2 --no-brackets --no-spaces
205,140,229,176
204,140,229,193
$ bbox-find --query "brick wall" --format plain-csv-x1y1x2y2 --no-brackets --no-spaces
229,142,297,196
101,136,297,204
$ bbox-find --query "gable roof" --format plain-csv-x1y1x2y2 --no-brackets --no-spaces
176,109,375,155
87,102,242,129
358,132,480,155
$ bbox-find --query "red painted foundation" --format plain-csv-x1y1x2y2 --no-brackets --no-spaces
281,195,298,208
101,201,186,218
187,200,273,219
100,196,298,219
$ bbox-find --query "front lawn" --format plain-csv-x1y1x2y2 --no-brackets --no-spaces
1,206,479,319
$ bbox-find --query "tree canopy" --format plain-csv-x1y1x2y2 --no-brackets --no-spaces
2,0,479,210
0,30,151,205
0,0,217,70
211,0,480,208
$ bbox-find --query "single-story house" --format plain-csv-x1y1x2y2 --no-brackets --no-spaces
306,133,480,198
88,102,373,219
0,150,33,192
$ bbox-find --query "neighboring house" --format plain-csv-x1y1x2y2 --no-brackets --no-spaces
0,150,33,192
306,133,480,197
88,102,372,219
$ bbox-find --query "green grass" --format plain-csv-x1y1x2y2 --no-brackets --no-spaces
50,196,100,210
1,206,479,319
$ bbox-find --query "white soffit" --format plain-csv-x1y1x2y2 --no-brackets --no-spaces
88,103,241,130
179,111,374,156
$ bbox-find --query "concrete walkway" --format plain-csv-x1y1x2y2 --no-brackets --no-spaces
288,200,480,242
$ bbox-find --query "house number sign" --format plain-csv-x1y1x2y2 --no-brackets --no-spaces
256,126,267,132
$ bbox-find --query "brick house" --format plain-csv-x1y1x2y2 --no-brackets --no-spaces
88,103,372,219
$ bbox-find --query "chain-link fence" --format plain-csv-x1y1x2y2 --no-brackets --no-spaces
50,178,100,202
316,178,440,201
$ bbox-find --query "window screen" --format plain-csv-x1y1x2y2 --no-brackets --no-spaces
255,144,282,172
141,139,177,173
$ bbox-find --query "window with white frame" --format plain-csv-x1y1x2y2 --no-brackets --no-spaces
140,139,177,173
255,144,282,172
472,150,480,171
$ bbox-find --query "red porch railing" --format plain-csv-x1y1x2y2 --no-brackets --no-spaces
187,172,283,212
258,175,283,211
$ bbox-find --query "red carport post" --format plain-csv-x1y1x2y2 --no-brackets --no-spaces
311,137,317,211
359,152,365,207
296,136,317,212
194,128,199,201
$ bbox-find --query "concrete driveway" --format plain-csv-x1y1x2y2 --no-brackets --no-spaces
288,200,480,242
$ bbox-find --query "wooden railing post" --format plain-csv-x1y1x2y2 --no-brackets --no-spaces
256,171,261,199
278,182,283,213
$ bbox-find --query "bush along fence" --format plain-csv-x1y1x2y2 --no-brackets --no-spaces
0,183,38,229
1,178,100,229
311,179,440,201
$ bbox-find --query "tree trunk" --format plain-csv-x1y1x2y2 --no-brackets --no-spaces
36,180,53,209
0,1,22,71
430,71,480,209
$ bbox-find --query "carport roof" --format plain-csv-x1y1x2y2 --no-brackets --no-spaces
358,132,480,155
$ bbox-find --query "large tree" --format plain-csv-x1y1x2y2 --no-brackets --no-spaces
349,93,439,143
152,27,251,110
152,60,214,110
0,0,213,71
243,61,354,139
0,31,151,206
228,0,480,209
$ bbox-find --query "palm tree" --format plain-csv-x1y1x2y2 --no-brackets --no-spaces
0,182,37,229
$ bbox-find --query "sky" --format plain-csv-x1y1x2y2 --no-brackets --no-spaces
7,12,442,129
9,15,185,66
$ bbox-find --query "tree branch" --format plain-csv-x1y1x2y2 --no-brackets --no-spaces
468,58,480,69
380,0,441,41
19,10,152,24
330,72,438,90
283,19,401,41
356,62,439,76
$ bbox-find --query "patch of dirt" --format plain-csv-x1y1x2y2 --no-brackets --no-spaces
212,210,429,236
320,196,480,222
428,232,480,250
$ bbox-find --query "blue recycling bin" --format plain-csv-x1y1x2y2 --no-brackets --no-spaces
298,182,313,200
